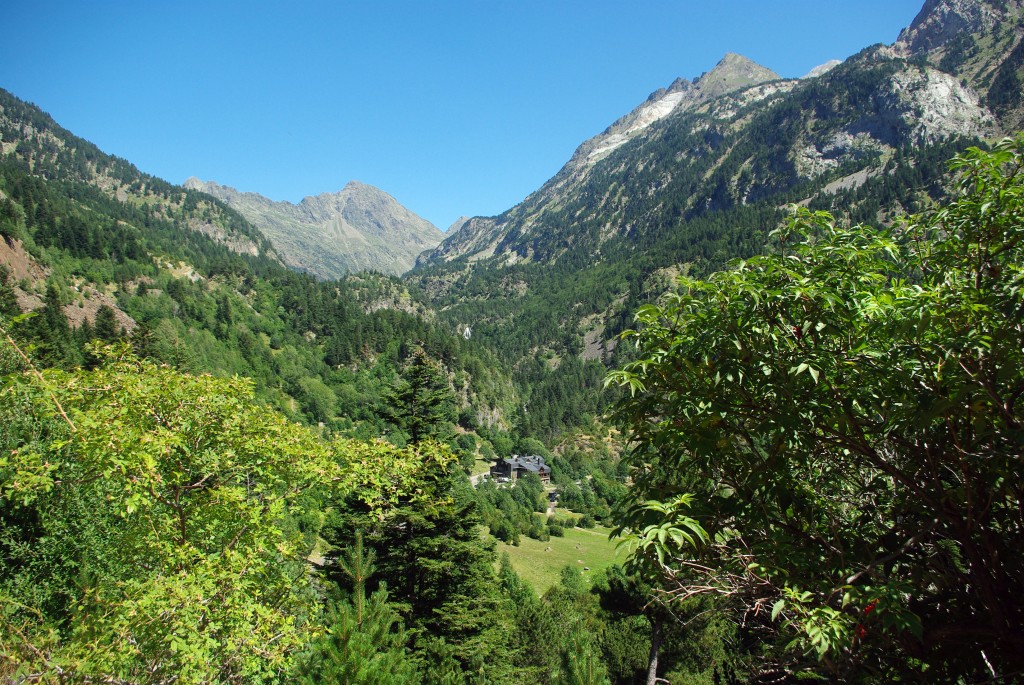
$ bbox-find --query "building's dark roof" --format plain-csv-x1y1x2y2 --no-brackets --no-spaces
503,455,549,473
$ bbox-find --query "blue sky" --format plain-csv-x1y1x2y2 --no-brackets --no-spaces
1,1,924,230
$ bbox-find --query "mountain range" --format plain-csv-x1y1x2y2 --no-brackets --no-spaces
183,177,442,279
1,0,1022,440
421,0,1019,273
407,0,1023,386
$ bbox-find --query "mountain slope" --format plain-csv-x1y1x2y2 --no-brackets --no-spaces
186,177,443,279
408,0,1016,437
417,53,785,267
0,87,517,433
0,90,276,262
894,0,1024,129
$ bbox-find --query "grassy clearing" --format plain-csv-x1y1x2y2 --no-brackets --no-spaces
471,457,494,477
493,524,623,595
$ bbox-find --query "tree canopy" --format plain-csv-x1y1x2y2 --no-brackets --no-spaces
607,136,1024,682
0,343,456,683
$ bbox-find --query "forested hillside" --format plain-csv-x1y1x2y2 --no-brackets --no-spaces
0,83,626,684
3,0,1024,683
0,86,519,446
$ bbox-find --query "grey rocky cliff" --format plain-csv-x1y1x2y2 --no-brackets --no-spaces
891,0,1023,129
568,53,780,170
794,64,996,181
184,178,442,279
876,66,995,145
895,0,1012,56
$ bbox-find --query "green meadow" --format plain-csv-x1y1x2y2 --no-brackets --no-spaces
493,524,623,595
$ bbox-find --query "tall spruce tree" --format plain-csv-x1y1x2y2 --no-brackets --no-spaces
31,281,81,368
93,304,120,343
323,450,512,682
383,346,456,444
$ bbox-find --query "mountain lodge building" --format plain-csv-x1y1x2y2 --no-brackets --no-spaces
490,455,551,483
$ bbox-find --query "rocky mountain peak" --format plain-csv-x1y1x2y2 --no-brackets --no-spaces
563,53,781,171
186,178,442,278
694,53,781,98
802,60,843,79
447,216,470,233
895,0,1011,56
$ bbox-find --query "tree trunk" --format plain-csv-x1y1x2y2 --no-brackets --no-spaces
647,614,664,685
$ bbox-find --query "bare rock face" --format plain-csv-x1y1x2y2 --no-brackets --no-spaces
185,178,442,279
802,60,842,79
795,65,994,181
568,53,780,169
896,0,1010,55
446,216,471,234
876,66,996,145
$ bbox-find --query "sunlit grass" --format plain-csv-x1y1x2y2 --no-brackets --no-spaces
491,524,622,595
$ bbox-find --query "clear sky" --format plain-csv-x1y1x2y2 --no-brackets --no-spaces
1,1,925,230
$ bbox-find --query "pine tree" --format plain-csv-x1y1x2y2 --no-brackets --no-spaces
31,281,81,368
294,589,420,685
0,265,20,317
383,346,456,444
324,457,511,681
556,624,610,685
296,533,420,684
335,531,375,625
93,304,120,343
129,320,156,359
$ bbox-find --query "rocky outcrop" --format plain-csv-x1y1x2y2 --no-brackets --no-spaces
876,66,996,145
802,60,842,79
797,63,995,180
695,52,781,99
895,0,1011,56
568,53,780,169
185,178,442,279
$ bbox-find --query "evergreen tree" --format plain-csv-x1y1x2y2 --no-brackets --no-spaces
324,454,511,680
0,265,20,317
500,555,562,682
556,624,610,685
296,534,420,685
31,281,81,368
336,531,375,624
383,346,457,444
129,320,156,359
294,589,420,685
93,304,120,342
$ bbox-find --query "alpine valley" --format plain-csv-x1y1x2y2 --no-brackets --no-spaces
2,0,1023,683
